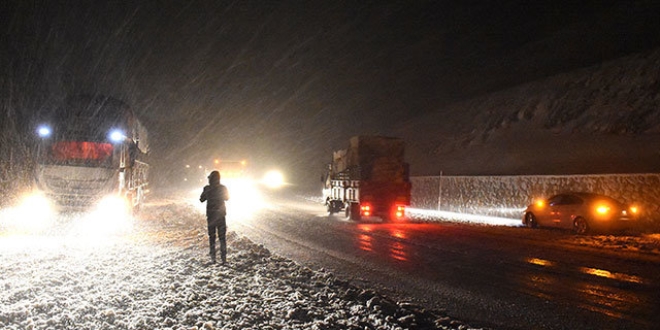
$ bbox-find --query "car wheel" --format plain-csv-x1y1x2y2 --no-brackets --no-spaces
573,217,589,235
524,212,538,228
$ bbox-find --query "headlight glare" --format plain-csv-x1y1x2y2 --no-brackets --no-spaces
108,129,126,143
37,125,52,138
595,204,610,215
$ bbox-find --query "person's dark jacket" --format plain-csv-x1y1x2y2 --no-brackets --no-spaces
200,183,229,217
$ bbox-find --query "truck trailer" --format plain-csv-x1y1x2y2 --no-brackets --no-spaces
32,95,149,213
323,136,411,221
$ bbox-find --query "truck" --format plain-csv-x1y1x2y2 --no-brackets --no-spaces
322,136,411,221
32,95,149,213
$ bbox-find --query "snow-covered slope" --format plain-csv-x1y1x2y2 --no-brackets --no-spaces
399,49,660,176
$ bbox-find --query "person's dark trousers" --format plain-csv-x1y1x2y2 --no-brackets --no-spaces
207,215,227,263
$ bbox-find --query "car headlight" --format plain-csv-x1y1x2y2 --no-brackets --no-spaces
630,205,639,215
595,204,610,215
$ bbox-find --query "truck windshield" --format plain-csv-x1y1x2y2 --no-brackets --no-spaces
40,141,114,167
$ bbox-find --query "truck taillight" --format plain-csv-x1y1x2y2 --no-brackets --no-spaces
361,205,371,217
395,205,405,218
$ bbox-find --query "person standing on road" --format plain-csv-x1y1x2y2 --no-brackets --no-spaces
200,170,230,264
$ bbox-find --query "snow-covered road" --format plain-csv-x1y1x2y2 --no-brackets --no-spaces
0,200,480,330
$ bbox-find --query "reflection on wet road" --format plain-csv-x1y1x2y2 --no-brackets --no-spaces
520,255,654,326
356,224,410,262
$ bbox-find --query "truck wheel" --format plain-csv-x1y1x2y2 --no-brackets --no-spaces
328,200,341,214
346,203,361,221
133,189,143,214
327,200,335,214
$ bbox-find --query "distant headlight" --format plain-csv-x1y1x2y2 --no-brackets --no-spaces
262,170,285,189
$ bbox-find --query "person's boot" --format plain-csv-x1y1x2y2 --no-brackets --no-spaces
209,248,216,264
209,237,216,263
220,242,227,264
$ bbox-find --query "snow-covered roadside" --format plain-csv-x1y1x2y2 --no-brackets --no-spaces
0,201,484,330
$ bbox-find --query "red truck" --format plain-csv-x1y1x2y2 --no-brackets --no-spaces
322,136,411,221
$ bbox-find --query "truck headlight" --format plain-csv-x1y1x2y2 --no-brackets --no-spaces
2,192,56,232
37,125,52,138
108,129,126,143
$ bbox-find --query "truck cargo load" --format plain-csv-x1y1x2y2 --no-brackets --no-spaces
323,136,411,221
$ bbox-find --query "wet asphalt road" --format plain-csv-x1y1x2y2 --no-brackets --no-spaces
227,191,660,330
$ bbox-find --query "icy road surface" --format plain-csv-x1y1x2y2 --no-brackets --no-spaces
227,189,660,330
0,197,479,330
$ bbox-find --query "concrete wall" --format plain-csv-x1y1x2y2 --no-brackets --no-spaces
411,173,660,223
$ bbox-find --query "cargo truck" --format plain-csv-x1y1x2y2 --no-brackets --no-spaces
322,136,411,221
32,95,149,213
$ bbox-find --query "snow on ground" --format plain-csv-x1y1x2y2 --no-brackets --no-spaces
0,201,483,330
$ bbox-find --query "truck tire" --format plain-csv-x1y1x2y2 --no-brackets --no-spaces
133,188,144,214
327,200,335,214
328,200,342,215
346,203,361,221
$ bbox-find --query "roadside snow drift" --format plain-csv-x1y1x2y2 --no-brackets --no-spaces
0,201,481,330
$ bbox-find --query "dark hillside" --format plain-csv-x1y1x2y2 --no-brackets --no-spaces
445,0,660,100
399,48,660,176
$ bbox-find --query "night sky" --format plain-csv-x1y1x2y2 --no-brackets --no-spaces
3,1,660,186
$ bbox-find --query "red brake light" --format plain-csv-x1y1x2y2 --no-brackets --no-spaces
361,205,371,217
395,205,405,218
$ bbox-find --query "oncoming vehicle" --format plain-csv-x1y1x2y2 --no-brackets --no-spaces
31,95,149,214
522,192,640,234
